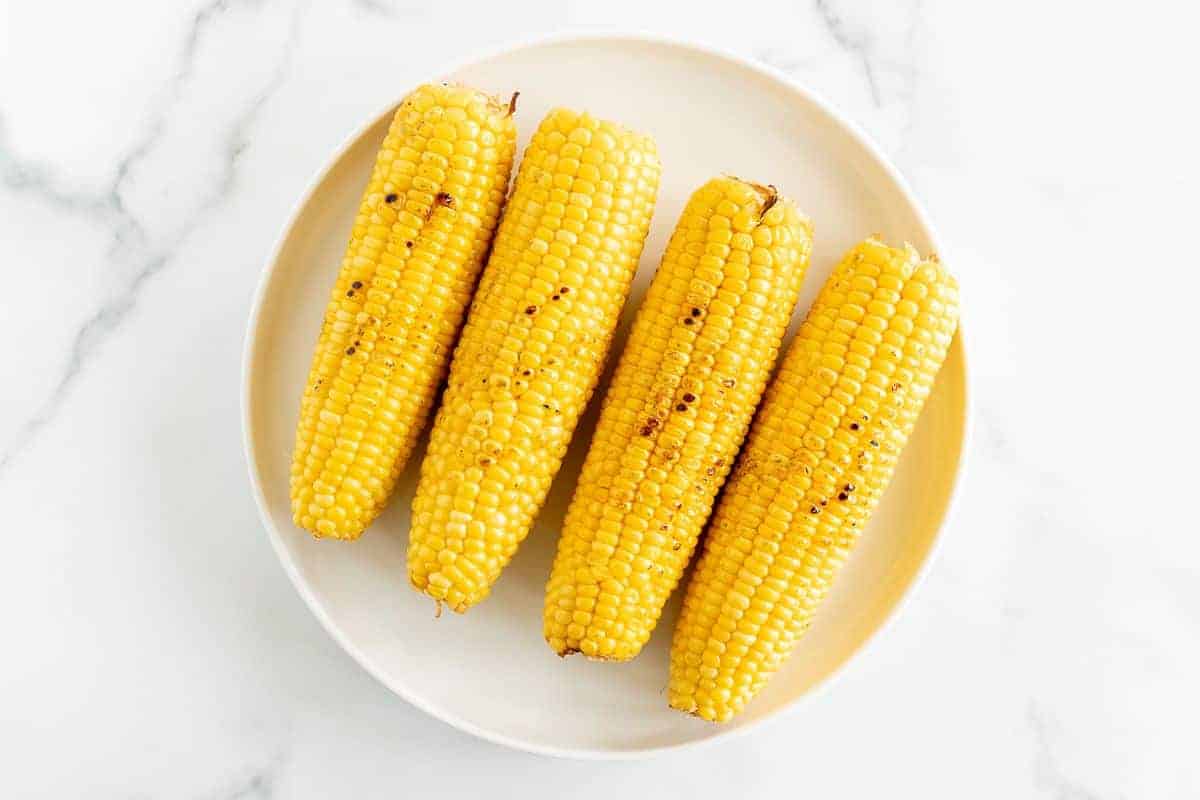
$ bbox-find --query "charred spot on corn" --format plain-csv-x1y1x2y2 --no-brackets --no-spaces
435,191,455,209
384,193,397,203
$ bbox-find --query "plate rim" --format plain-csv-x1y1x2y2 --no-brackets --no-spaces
240,30,974,760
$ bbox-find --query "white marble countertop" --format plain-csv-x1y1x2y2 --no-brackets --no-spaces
2,0,1197,796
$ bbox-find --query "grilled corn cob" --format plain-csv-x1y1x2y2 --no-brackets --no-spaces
289,83,517,539
408,108,661,612
544,177,813,660
669,238,959,721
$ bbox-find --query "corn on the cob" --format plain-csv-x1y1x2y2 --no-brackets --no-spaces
408,108,661,612
289,83,517,539
669,238,959,721
543,177,813,660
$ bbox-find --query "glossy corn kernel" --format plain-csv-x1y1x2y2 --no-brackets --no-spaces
669,238,960,721
544,177,813,660
289,84,517,540
408,108,661,612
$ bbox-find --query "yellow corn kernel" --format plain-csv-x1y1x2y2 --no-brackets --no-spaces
409,108,661,612
544,177,813,660
289,84,517,540
669,238,960,721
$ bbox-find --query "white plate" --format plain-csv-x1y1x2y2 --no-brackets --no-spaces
242,33,969,758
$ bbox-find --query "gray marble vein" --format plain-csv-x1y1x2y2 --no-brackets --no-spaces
814,0,883,105
0,0,303,475
212,771,275,800
349,0,425,19
202,748,290,800
1028,702,1108,800
756,0,923,164
892,0,925,164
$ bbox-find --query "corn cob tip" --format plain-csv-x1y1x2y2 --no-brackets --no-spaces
549,642,627,662
718,175,781,219
422,82,518,117
667,693,729,723
757,184,779,221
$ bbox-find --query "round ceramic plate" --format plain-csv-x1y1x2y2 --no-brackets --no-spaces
243,33,969,759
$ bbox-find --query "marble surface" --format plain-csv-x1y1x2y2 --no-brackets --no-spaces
2,0,1197,796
